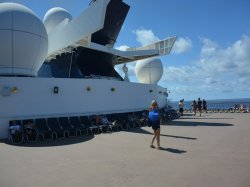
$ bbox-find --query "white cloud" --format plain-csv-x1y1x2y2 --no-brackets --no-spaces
197,35,250,75
115,45,130,51
161,66,200,83
159,35,250,99
200,37,219,56
115,27,250,100
134,29,159,46
172,37,192,54
204,77,218,84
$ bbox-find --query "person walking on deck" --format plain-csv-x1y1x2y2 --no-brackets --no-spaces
197,98,202,116
148,100,162,150
178,99,184,116
202,99,207,113
191,100,197,116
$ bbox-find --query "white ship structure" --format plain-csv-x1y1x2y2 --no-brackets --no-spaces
0,0,176,139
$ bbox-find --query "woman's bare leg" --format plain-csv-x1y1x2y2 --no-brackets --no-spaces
151,130,157,147
156,128,160,148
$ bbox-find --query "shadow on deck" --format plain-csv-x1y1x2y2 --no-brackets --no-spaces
1,135,94,147
166,120,234,127
128,128,197,140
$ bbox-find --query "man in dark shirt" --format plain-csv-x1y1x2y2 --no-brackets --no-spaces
197,98,202,116
202,99,207,113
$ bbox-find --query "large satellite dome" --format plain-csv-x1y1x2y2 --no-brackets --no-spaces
135,58,163,84
43,7,72,33
0,3,48,76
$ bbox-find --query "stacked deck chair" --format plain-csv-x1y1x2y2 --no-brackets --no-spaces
161,109,170,121
69,116,87,135
106,114,122,131
35,118,53,141
165,109,179,120
58,117,77,137
22,119,37,142
8,120,23,144
139,111,149,127
135,111,147,127
95,115,112,133
47,118,65,139
80,116,99,135
127,113,140,128
89,115,103,133
115,113,130,130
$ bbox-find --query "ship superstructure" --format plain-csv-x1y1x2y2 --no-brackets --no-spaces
0,0,176,139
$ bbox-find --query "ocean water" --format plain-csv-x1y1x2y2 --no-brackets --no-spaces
169,98,250,110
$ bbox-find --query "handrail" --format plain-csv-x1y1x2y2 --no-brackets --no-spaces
89,0,97,6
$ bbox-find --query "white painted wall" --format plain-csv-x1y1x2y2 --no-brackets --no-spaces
0,77,167,138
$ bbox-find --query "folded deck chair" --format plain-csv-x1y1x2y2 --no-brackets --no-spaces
22,119,37,142
116,113,130,130
106,114,122,131
79,116,99,135
47,118,65,139
134,111,146,127
138,111,149,127
69,116,87,135
8,120,23,144
94,115,112,133
58,117,77,137
34,118,53,141
127,112,141,128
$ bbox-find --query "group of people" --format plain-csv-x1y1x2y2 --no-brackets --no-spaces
177,98,207,116
191,98,207,116
7,100,165,150
8,120,35,135
8,100,162,150
8,120,36,143
233,104,250,112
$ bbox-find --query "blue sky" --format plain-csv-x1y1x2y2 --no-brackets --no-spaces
1,0,250,101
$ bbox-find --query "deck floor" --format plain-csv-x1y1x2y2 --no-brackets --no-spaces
0,113,250,187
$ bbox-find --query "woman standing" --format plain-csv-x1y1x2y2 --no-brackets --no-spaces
197,98,202,116
191,100,197,116
148,100,162,150
178,99,184,116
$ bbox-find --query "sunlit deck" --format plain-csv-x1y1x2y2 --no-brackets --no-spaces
0,113,250,187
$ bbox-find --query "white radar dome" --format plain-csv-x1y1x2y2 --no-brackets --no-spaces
135,58,163,84
0,3,48,76
43,7,72,33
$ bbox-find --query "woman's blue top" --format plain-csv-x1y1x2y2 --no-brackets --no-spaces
149,109,159,123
